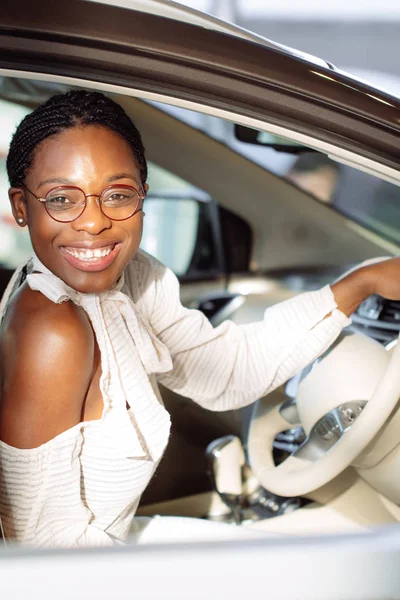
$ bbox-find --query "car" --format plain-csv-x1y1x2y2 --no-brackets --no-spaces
1,0,400,598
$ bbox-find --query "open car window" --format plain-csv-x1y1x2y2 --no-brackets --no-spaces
0,74,398,278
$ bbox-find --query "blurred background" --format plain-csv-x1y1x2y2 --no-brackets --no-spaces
176,0,400,94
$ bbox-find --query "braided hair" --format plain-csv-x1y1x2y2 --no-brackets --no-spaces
7,90,147,188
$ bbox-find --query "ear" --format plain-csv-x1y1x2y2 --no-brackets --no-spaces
9,187,28,227
143,183,149,195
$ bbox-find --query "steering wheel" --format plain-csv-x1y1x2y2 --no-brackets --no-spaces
247,331,397,497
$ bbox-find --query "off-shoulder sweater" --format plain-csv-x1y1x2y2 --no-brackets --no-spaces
0,250,350,547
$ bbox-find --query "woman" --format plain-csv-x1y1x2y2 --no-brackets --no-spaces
0,90,398,548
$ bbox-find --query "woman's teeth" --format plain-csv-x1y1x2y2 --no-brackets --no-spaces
64,246,113,261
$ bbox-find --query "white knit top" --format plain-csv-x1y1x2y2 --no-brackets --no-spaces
0,250,350,548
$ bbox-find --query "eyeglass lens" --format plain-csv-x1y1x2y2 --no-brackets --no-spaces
44,186,141,222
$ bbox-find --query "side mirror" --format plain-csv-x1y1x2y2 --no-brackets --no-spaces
141,190,223,280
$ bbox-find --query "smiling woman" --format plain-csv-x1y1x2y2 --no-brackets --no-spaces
13,126,145,293
7,92,147,294
0,89,400,549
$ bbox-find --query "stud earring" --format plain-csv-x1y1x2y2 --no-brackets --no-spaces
17,218,24,225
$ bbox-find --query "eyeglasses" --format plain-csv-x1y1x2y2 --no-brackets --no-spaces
23,184,145,223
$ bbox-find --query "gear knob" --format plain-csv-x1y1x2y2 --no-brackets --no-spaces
206,435,245,524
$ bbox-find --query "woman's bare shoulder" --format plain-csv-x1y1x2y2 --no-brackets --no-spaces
1,282,94,361
0,284,95,449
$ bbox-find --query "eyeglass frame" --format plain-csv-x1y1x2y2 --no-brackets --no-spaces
21,183,146,223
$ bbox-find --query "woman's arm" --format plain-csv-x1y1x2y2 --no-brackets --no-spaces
130,255,347,410
0,288,118,547
0,287,94,447
331,257,400,317
134,253,400,411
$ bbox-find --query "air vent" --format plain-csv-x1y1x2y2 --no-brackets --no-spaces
351,295,400,344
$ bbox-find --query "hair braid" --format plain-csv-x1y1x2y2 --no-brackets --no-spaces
7,90,147,188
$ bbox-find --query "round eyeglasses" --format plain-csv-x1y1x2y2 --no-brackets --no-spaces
23,184,145,223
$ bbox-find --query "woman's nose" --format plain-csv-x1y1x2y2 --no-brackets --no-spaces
71,195,112,234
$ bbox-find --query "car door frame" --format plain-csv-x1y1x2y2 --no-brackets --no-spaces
0,0,399,177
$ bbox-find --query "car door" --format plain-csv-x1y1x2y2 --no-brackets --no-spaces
1,1,400,597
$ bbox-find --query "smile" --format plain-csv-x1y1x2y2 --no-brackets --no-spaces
64,246,114,261
60,243,121,272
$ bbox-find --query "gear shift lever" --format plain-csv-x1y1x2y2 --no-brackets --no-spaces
206,435,245,524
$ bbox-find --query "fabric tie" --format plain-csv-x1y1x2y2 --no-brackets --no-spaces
25,255,172,461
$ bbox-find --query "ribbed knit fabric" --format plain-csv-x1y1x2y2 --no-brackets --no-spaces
0,250,350,548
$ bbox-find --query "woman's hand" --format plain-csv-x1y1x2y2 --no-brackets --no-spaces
331,257,400,317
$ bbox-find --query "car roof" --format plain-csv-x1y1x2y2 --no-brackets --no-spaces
89,0,332,69
92,0,400,102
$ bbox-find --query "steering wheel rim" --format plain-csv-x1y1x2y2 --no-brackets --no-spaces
248,332,399,497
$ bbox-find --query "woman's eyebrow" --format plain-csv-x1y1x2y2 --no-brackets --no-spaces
37,173,138,188
106,173,137,183
37,177,75,188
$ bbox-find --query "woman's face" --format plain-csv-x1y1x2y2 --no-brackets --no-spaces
9,125,147,294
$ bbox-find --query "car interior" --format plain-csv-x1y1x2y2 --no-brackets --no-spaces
1,74,400,541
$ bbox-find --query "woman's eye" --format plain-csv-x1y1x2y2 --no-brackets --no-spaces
103,193,131,206
109,194,126,201
48,196,71,204
46,196,76,211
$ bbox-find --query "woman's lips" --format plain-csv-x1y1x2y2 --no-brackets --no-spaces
60,243,121,272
